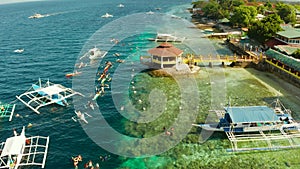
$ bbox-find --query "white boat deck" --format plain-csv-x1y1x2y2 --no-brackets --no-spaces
16,79,84,114
0,127,49,169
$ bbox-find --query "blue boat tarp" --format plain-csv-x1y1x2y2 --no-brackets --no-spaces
226,106,279,123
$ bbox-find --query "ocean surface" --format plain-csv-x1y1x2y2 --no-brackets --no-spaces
0,0,195,168
2,1,300,169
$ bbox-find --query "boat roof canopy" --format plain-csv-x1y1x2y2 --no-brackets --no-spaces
42,85,65,96
226,106,279,123
1,135,26,157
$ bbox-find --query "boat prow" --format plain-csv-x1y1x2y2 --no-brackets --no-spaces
192,123,223,132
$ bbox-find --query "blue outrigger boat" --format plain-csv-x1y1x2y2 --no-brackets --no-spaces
16,79,83,114
193,99,300,133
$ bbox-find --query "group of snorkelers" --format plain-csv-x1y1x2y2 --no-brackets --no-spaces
72,154,110,169
95,61,112,97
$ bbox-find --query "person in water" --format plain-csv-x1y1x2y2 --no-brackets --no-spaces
0,106,4,112
72,155,82,168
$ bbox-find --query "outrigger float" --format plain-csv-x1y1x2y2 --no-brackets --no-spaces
0,103,16,121
0,126,49,169
193,99,300,152
16,78,84,114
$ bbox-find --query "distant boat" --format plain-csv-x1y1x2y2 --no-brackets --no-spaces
171,15,181,19
146,11,154,15
13,48,24,53
148,33,186,43
118,4,124,8
80,47,107,60
101,13,113,18
65,71,82,78
28,13,45,19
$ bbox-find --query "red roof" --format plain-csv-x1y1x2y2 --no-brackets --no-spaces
148,42,183,57
265,38,287,48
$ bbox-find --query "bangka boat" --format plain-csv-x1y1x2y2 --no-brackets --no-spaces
146,11,154,15
28,13,45,19
0,126,49,169
101,13,113,18
0,103,16,121
193,99,300,133
13,49,24,53
65,71,82,78
148,33,186,43
117,4,124,8
80,47,108,60
16,78,84,114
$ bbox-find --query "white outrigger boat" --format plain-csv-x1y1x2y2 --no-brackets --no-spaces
193,99,300,152
193,99,300,133
80,47,108,60
28,13,46,19
16,78,84,114
0,126,49,169
148,33,186,43
101,13,113,18
0,103,16,121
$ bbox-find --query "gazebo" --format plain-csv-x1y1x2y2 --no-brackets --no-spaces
147,42,183,69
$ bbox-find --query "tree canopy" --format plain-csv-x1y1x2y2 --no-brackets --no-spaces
275,3,296,25
248,14,283,43
292,49,300,59
230,5,257,27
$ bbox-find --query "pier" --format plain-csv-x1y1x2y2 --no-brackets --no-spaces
182,53,263,66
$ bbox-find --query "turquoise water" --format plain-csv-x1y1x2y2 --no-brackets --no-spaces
0,0,193,168
1,1,300,169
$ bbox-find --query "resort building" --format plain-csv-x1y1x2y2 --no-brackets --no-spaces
144,42,183,69
275,29,300,45
266,27,300,55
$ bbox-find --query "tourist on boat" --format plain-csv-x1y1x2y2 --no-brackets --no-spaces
0,105,4,112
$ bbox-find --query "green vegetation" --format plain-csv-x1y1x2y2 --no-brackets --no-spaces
248,14,283,43
292,49,300,59
275,3,297,25
191,0,298,43
230,5,257,27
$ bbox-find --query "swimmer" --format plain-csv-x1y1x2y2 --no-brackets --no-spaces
88,160,93,167
0,106,4,112
27,123,33,128
95,163,100,169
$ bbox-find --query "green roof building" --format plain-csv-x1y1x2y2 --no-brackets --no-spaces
276,29,300,45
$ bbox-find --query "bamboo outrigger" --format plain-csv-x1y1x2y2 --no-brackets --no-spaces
0,126,49,168
0,103,16,121
16,78,84,114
